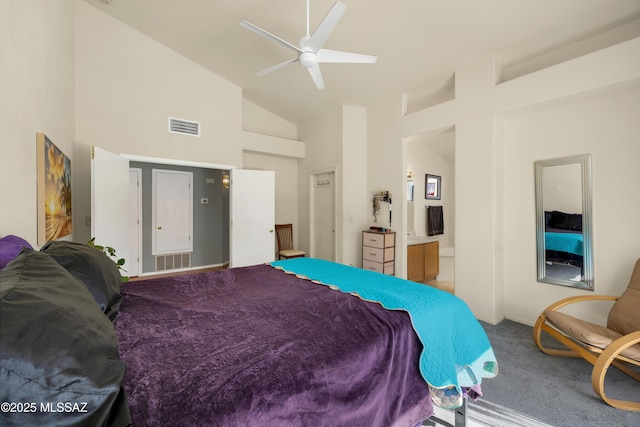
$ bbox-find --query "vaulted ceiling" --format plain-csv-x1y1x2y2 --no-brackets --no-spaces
84,0,640,124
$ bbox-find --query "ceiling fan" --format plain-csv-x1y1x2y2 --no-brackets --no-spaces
240,1,377,89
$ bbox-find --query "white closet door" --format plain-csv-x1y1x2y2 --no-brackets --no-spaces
230,169,275,267
152,169,193,255
314,172,336,261
91,146,129,276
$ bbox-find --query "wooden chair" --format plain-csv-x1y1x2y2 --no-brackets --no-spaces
275,224,305,260
533,258,640,411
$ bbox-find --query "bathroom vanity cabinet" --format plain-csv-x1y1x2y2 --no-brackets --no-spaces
407,240,439,282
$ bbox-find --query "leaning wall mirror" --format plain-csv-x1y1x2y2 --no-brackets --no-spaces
535,154,593,290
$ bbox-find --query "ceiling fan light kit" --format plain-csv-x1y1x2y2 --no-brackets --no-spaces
240,1,377,89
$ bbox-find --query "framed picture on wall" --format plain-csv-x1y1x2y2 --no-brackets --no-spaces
37,133,72,244
425,174,441,200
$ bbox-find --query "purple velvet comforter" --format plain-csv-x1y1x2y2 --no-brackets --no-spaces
114,264,432,426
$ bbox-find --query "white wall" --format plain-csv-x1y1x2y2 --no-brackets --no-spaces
74,1,303,245
368,96,406,274
298,105,371,267
341,106,370,267
74,1,244,244
0,0,76,245
502,82,640,325
243,99,298,140
454,58,503,323
398,36,640,324
0,0,303,252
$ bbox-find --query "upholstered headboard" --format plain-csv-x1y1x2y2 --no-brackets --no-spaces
545,210,582,232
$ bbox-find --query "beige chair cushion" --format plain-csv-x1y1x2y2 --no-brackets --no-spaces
608,258,640,336
545,310,640,361
279,249,305,258
607,287,640,336
627,258,640,291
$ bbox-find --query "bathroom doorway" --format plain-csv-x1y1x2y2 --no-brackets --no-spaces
405,131,455,292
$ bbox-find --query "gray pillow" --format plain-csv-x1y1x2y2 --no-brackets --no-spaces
0,249,130,426
40,241,123,322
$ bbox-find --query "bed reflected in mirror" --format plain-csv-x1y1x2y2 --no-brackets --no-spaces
535,154,593,290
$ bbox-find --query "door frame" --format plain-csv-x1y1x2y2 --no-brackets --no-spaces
122,153,236,271
308,167,338,260
129,167,143,277
123,153,233,172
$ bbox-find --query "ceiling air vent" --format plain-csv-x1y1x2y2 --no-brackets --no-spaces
168,117,200,137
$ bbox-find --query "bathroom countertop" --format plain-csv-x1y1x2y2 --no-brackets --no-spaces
406,235,439,246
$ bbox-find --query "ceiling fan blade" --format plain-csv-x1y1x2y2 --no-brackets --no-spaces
304,2,347,53
256,58,298,76
240,20,303,54
307,64,325,90
317,49,377,64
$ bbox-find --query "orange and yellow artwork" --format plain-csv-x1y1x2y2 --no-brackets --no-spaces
37,133,72,244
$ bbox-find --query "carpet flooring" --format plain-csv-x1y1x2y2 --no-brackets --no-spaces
473,319,639,427
425,319,639,427
545,262,583,281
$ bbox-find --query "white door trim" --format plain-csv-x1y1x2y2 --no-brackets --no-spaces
121,153,235,171
129,168,143,277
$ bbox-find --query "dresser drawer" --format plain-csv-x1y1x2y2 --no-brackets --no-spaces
363,259,381,273
362,232,395,249
362,230,396,276
363,260,394,274
383,262,395,275
363,246,394,263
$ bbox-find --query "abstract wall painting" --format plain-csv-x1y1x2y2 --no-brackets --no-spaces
37,133,72,244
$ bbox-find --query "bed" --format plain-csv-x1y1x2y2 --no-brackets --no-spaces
544,210,584,267
544,230,583,257
0,238,497,427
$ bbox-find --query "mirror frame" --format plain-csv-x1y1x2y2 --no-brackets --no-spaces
535,154,593,290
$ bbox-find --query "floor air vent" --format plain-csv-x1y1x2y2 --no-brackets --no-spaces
155,253,192,272
168,117,200,137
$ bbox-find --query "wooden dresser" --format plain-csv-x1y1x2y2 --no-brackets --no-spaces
362,230,396,275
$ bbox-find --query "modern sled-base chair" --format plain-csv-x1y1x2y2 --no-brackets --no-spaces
275,224,305,260
533,257,640,412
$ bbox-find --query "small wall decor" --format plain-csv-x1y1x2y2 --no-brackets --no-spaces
37,133,72,244
425,174,441,200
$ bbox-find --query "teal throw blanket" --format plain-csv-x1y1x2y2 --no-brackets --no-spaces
271,258,497,393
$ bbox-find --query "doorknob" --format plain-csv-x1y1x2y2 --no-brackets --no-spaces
269,229,274,233
157,226,162,230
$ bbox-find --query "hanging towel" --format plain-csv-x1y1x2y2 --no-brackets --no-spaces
427,206,444,236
